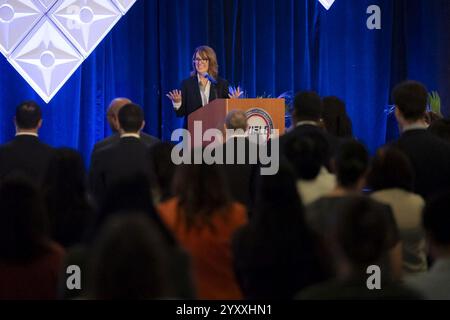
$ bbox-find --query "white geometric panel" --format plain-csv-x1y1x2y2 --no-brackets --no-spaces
8,17,83,103
38,0,56,9
49,0,122,58
111,0,136,14
1,0,137,103
318,0,336,10
0,0,43,57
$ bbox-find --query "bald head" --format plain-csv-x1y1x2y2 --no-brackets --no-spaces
107,98,132,132
225,110,248,131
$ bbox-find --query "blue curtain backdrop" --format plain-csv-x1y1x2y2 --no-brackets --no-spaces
0,0,449,164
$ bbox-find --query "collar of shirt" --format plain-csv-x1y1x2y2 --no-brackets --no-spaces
16,132,38,137
120,133,140,139
197,74,211,106
402,122,428,132
296,121,320,127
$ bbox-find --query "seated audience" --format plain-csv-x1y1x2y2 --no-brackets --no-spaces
298,197,421,300
0,176,65,299
307,139,403,281
232,162,327,299
87,214,172,300
280,91,337,169
407,191,450,299
158,163,247,299
63,175,195,300
284,130,336,205
367,146,427,274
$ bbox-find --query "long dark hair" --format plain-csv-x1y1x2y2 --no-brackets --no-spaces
322,96,353,138
367,146,415,192
0,175,49,262
245,162,315,252
172,163,232,231
87,174,176,246
43,148,92,248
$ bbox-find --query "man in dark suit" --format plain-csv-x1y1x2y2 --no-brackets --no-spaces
216,110,257,209
89,103,153,201
0,101,54,185
93,98,160,153
392,80,450,198
280,91,337,169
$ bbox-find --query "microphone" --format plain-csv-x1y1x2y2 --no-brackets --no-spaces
203,72,218,85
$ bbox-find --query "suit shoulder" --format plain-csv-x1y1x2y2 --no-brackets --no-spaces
141,132,160,145
94,134,119,151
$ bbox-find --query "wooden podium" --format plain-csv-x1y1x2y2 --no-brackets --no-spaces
187,98,285,146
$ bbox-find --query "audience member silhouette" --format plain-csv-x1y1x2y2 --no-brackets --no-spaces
322,96,353,138
0,101,54,185
367,146,427,274
0,175,65,299
392,80,450,198
43,148,94,249
158,163,247,299
232,161,327,299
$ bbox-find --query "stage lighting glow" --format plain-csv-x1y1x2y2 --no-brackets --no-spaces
318,0,336,10
0,0,137,103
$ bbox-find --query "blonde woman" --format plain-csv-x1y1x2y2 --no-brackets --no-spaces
167,45,242,117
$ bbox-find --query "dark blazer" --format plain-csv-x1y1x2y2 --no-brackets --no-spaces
93,132,160,154
0,135,54,185
395,129,450,199
175,76,230,117
215,136,259,209
89,137,152,201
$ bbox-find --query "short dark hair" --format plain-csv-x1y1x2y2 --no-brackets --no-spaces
284,131,329,180
15,101,42,129
335,139,369,188
367,146,414,192
392,81,428,121
293,91,323,121
118,103,144,133
423,191,450,246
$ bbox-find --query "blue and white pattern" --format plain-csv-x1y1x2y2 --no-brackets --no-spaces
0,0,137,103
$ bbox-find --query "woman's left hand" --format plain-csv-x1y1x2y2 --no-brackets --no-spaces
229,86,243,99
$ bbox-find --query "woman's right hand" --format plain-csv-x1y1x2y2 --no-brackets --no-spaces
166,90,182,104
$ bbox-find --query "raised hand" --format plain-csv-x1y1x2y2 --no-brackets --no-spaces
166,90,182,104
229,86,243,99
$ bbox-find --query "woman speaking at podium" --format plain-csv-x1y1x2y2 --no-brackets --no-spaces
167,45,242,117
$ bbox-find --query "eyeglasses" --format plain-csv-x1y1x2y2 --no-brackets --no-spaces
193,58,209,63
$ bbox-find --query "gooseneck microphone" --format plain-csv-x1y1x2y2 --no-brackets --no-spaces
203,72,218,85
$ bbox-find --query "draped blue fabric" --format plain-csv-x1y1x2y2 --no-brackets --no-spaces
0,0,449,164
